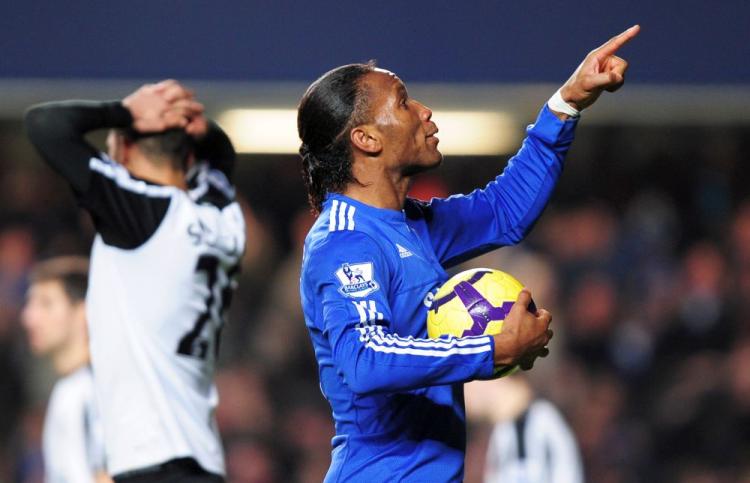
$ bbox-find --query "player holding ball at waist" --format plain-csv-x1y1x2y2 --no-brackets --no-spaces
298,26,639,482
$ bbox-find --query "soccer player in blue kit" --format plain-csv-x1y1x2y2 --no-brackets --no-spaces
298,26,639,482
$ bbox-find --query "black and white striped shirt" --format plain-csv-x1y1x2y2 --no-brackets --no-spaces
484,399,584,483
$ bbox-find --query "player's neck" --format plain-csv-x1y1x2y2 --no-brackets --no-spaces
51,337,90,376
126,155,187,190
344,163,411,211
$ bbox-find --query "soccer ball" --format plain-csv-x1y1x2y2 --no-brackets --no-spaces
427,268,536,377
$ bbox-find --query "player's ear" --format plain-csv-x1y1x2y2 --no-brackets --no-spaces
350,125,382,155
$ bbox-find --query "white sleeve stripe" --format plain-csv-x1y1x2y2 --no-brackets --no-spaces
353,302,366,323
329,199,339,232
381,329,492,347
338,201,348,230
373,332,491,349
89,157,176,198
357,320,491,347
367,300,380,318
361,327,492,350
365,340,491,357
328,200,357,232
352,301,383,323
347,205,356,230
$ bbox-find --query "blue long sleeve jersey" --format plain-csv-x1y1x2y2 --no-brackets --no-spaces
300,105,577,482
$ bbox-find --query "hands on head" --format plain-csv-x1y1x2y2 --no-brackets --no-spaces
492,288,553,372
122,79,207,136
558,25,641,113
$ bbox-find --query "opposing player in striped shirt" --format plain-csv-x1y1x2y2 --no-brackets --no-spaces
466,376,584,483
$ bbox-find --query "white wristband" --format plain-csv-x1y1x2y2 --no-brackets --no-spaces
547,89,580,118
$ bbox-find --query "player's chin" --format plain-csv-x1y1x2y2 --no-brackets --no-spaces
403,152,443,176
429,151,443,169
423,144,444,167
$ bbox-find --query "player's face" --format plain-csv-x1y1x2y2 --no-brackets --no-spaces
21,281,80,356
364,70,442,173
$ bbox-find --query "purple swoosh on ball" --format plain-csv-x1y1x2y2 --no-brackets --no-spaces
454,281,516,337
431,270,493,313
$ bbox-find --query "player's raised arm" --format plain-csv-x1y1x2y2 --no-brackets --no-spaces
419,26,640,267
24,80,202,193
25,100,132,193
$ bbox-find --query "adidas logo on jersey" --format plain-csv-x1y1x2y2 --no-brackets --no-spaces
396,243,413,258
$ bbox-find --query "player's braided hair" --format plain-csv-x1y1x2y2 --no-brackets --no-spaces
297,62,375,213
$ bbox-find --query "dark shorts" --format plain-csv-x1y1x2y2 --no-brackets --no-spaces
113,457,224,483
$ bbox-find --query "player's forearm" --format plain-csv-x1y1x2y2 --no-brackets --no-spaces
488,105,577,244
335,329,496,395
194,120,236,179
25,101,132,193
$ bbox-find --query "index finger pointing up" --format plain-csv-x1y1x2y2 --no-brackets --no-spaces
595,25,641,57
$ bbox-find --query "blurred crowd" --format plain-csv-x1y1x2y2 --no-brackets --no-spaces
1,121,750,483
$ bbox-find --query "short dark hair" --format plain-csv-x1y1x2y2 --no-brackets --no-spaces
297,62,376,213
120,128,194,172
29,256,89,303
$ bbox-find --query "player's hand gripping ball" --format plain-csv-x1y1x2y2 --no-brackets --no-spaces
427,268,537,377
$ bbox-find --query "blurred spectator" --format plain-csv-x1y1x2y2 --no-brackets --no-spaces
216,365,273,436
565,272,620,370
221,198,278,363
0,225,35,325
224,434,278,483
278,398,334,483
656,241,735,364
249,208,315,377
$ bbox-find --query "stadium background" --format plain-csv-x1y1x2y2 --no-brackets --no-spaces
1,1,750,481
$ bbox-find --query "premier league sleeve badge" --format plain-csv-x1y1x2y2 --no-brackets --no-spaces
335,262,380,297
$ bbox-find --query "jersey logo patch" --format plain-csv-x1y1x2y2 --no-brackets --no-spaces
335,262,380,297
396,243,413,258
